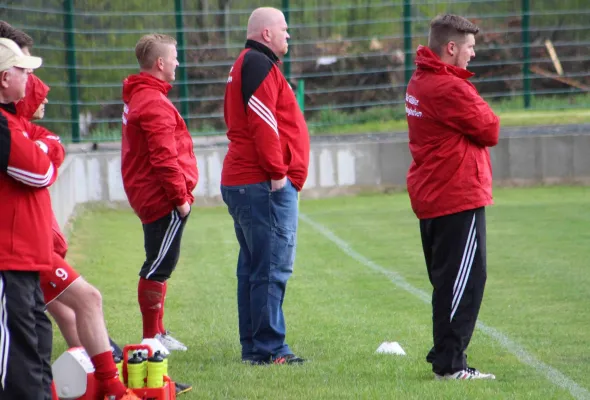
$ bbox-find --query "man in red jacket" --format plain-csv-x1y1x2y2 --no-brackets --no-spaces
122,33,198,353
221,7,310,365
406,15,500,380
0,37,56,400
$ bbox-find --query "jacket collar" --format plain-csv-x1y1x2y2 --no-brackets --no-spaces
414,45,474,80
136,72,172,95
0,102,17,115
121,72,172,104
245,40,280,64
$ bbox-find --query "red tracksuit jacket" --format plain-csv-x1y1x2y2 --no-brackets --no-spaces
406,45,500,219
121,72,199,224
222,40,310,190
0,102,60,272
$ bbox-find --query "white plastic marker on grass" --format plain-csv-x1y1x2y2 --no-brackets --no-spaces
376,342,406,356
299,213,590,400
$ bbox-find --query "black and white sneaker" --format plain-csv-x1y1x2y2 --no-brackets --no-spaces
435,367,496,380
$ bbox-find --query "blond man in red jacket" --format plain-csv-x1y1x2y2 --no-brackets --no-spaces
122,34,198,352
405,15,500,380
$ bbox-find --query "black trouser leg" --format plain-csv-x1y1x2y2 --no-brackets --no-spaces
0,271,53,400
420,207,487,375
140,210,190,282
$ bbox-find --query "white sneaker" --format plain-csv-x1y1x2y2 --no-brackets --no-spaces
156,332,188,351
435,367,496,380
140,337,170,356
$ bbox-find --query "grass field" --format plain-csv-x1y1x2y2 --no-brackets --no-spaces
58,186,590,399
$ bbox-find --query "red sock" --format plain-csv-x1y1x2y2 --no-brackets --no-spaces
138,278,164,338
158,281,167,334
91,351,126,399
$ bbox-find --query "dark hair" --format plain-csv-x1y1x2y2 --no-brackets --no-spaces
0,21,34,49
428,15,479,56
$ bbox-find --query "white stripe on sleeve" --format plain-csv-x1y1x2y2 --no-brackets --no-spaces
6,163,54,187
248,95,278,137
35,141,49,154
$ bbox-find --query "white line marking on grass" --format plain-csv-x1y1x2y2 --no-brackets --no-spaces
299,213,590,400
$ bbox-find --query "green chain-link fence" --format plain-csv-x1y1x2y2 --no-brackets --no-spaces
2,0,589,142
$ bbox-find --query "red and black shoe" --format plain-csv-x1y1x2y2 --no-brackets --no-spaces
272,354,305,365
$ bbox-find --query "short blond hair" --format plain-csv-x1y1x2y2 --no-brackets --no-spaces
135,33,177,69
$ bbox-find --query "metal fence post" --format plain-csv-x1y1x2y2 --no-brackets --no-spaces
296,79,305,114
64,0,80,143
403,0,413,86
174,0,190,120
521,0,531,109
282,0,291,80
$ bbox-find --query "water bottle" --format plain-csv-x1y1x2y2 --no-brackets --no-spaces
147,352,165,388
140,352,148,384
113,355,123,384
127,352,145,388
155,351,168,377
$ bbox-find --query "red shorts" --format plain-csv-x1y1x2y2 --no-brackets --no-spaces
40,253,81,304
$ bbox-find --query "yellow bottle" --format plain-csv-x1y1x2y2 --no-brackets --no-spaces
147,353,165,388
127,353,145,389
155,351,168,377
140,352,148,385
113,355,123,384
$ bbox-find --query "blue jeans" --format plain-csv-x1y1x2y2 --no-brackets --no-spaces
221,180,298,361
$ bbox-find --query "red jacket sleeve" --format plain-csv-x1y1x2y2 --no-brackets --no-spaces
247,69,288,179
140,100,188,207
442,81,500,147
0,113,57,188
25,120,66,169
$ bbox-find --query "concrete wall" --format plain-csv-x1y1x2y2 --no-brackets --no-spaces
49,134,590,229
